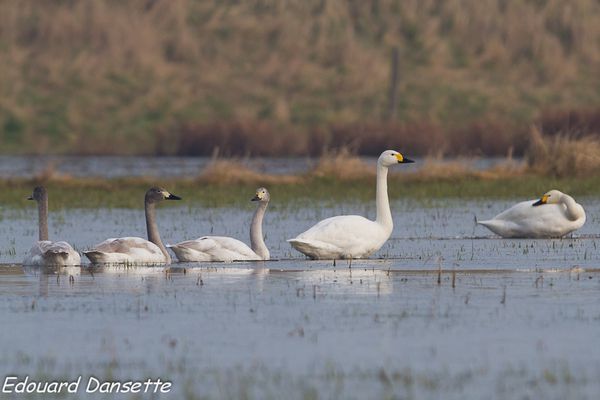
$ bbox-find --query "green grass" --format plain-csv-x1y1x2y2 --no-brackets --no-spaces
4,174,600,210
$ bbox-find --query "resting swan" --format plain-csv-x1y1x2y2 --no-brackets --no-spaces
477,189,586,238
287,150,414,259
84,187,181,264
23,186,81,266
168,187,270,262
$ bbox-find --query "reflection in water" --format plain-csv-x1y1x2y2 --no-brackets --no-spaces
6,263,397,297
0,263,599,399
21,265,80,297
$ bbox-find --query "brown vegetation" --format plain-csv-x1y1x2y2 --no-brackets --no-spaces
527,126,600,177
198,158,301,185
1,1,600,155
198,151,528,186
309,148,375,180
161,114,582,157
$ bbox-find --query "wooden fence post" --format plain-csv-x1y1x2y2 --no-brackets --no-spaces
386,46,400,121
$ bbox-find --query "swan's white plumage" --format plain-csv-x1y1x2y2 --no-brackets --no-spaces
478,190,585,238
288,150,414,260
23,240,81,266
288,216,391,259
169,187,271,263
169,236,260,262
84,237,167,264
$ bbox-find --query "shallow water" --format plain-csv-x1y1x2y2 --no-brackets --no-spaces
1,198,599,268
1,266,599,399
0,155,513,178
1,198,599,399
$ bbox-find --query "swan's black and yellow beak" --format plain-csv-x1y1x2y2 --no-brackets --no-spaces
251,194,260,201
166,193,182,200
394,153,415,164
532,195,548,207
27,196,33,201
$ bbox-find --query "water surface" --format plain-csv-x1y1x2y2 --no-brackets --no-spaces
0,155,515,178
1,198,599,399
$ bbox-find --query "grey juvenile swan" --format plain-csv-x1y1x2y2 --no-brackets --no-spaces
84,187,181,264
23,186,81,266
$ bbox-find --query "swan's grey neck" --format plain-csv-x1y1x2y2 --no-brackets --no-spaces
375,163,393,231
560,194,585,221
37,194,49,241
145,202,171,263
250,201,269,260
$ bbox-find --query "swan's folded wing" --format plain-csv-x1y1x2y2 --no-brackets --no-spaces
92,237,161,255
41,241,77,254
172,236,257,259
170,237,220,253
24,241,50,264
25,240,81,265
491,200,537,221
208,236,258,259
294,215,382,249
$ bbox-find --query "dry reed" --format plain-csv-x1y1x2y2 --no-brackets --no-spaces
1,1,600,155
309,148,374,180
198,159,301,185
527,126,600,177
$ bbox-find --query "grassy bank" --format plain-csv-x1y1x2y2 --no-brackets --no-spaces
5,132,600,209
1,1,600,156
2,173,600,210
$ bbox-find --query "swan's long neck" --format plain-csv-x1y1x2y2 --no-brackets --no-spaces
250,201,269,260
375,163,393,231
561,194,585,221
145,202,171,263
37,194,49,241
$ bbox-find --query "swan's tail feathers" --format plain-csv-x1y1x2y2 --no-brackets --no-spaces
287,238,341,260
84,250,107,264
287,238,312,248
166,245,210,263
287,239,317,259
476,219,494,228
42,250,70,265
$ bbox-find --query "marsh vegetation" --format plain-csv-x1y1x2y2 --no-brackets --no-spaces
1,1,600,156
1,132,600,209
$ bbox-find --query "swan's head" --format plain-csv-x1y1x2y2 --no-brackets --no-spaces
532,189,564,206
251,187,270,203
378,150,414,167
145,187,182,204
27,186,47,202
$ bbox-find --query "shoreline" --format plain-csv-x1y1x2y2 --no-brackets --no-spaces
0,172,598,209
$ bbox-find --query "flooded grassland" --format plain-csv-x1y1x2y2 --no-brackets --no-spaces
0,198,599,399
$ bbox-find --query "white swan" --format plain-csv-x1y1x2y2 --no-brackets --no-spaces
287,150,414,259
23,186,81,266
477,189,586,238
168,187,270,262
84,187,181,265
